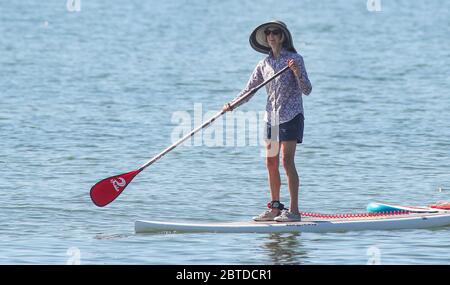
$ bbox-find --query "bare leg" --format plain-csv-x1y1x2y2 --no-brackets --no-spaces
266,140,281,213
281,141,299,214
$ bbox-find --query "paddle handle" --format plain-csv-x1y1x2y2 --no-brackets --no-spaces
139,65,290,170
139,110,224,170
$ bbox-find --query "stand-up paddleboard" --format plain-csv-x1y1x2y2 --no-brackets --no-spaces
367,202,439,213
135,202,450,234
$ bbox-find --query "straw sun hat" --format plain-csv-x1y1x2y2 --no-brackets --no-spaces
249,20,297,54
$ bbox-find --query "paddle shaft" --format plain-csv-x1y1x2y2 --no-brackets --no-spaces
139,65,290,171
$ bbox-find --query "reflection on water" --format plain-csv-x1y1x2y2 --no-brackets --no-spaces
262,233,308,264
94,233,132,240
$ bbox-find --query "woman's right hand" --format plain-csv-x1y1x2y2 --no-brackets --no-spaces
222,103,232,112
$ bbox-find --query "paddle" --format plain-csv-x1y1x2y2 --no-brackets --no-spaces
90,65,290,207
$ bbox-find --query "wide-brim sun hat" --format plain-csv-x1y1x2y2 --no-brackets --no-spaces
249,20,297,54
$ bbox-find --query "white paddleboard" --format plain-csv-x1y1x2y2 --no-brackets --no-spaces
135,209,450,234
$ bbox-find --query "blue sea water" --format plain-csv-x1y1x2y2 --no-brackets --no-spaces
1,0,450,264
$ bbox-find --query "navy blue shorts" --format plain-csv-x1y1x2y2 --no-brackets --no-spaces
266,113,304,143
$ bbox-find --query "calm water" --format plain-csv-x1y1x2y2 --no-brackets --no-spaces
1,0,450,264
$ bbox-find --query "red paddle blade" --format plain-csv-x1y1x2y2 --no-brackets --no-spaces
90,169,141,207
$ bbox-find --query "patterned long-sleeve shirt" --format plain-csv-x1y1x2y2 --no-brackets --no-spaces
230,48,312,124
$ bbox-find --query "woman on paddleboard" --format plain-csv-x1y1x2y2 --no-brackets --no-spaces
223,20,312,222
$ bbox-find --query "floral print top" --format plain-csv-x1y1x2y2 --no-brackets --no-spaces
230,48,312,124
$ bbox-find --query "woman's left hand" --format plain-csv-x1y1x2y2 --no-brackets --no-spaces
288,58,301,78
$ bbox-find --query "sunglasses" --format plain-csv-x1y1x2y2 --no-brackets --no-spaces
264,29,282,36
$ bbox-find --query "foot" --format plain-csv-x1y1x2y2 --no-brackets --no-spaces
274,210,301,222
253,209,281,222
